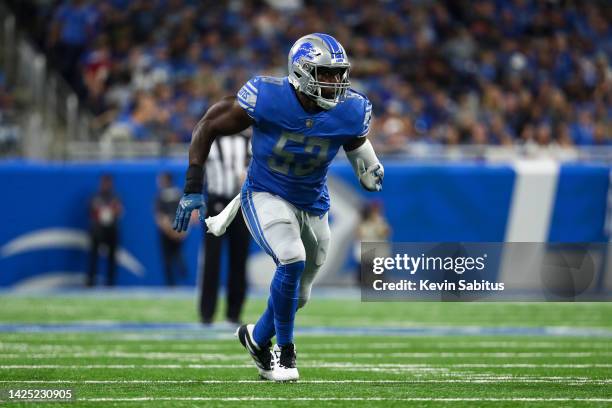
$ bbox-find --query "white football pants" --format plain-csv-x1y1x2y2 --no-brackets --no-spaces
240,190,330,308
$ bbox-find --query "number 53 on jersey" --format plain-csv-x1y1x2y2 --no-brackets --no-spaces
268,132,330,177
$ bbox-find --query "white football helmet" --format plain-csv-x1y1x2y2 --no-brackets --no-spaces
287,33,350,110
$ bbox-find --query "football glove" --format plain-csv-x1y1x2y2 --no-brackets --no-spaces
356,158,384,192
173,193,206,232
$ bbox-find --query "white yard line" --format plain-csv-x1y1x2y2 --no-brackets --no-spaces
0,379,610,384
1,363,610,369
4,324,611,339
71,397,612,402
0,351,609,360
0,341,609,353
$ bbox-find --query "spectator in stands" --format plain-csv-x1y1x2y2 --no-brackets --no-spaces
101,93,168,143
155,172,187,286
81,35,112,115
0,70,19,154
11,0,610,149
0,71,14,112
48,0,99,96
593,122,611,146
571,110,596,145
88,174,123,287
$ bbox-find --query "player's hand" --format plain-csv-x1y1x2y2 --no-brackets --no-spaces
172,193,206,232
356,159,384,192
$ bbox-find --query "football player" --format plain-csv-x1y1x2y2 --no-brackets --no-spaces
173,33,383,381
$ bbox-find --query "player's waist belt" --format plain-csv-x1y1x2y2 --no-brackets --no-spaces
204,193,241,236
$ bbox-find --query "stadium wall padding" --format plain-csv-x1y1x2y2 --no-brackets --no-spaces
0,159,608,288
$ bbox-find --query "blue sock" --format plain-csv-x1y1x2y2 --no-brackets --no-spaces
253,261,305,347
252,296,275,346
271,261,305,346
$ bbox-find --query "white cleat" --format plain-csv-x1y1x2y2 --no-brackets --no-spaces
272,343,299,381
235,324,275,380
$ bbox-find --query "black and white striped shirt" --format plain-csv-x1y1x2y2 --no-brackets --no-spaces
205,133,250,199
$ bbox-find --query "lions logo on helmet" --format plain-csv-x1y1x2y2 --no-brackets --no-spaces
288,33,351,110
292,42,320,65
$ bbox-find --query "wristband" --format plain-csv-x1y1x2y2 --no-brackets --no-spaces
184,164,204,194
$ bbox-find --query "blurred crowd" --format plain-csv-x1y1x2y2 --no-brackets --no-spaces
0,69,19,154
8,0,612,150
0,70,14,112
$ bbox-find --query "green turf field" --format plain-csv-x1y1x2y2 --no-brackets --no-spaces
0,294,611,407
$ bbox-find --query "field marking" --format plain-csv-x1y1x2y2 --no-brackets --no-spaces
81,333,612,342
1,379,610,385
450,363,612,368
1,363,611,369
68,397,612,402
0,338,612,351
1,351,609,360
2,323,612,338
1,341,610,352
0,375,604,380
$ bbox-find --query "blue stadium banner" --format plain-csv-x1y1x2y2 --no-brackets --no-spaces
0,160,609,289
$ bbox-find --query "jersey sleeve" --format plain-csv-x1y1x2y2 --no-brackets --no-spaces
358,98,373,137
236,77,262,123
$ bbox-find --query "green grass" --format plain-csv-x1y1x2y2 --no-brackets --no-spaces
2,296,611,327
0,295,610,407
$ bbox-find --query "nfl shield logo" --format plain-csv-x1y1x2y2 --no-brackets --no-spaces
305,119,314,128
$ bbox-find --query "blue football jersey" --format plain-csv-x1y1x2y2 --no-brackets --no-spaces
237,76,372,215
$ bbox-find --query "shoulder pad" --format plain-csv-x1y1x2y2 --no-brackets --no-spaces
259,76,284,86
342,89,372,137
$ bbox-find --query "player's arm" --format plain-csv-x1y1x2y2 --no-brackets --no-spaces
188,96,253,170
342,96,383,191
173,97,253,232
343,136,384,192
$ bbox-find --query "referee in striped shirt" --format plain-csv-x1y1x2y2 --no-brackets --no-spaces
199,132,251,325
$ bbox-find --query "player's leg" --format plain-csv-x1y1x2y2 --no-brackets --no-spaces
241,191,305,342
238,190,304,381
267,213,330,380
236,194,275,375
298,212,331,309
262,213,330,381
235,195,284,379
237,193,278,350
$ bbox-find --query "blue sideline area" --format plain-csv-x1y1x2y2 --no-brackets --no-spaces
0,159,609,287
